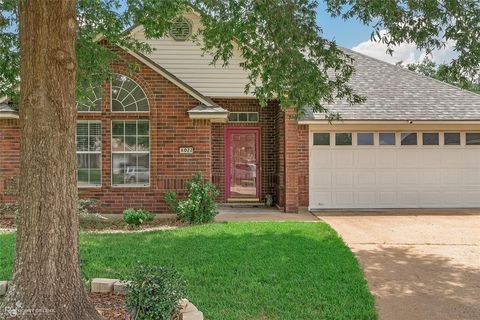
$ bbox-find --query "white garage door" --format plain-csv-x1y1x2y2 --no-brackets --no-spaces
309,131,480,209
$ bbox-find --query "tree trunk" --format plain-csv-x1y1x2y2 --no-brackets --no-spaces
0,1,101,319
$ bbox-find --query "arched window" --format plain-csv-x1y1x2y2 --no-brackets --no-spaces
111,74,149,112
77,86,102,112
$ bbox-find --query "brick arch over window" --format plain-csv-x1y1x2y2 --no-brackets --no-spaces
111,73,149,112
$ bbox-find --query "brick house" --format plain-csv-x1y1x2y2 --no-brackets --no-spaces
1,13,480,213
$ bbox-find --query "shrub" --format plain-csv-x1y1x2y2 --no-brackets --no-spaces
125,264,187,320
78,198,106,221
165,172,219,224
123,208,155,227
0,202,18,217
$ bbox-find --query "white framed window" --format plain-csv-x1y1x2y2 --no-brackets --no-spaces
379,132,396,146
77,87,102,112
444,132,461,145
228,112,259,123
357,132,374,146
335,132,352,146
313,132,330,146
466,132,480,145
111,120,150,187
111,74,149,112
401,132,417,146
422,132,439,145
76,121,102,187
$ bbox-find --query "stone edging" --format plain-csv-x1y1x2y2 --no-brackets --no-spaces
91,278,203,320
0,279,203,320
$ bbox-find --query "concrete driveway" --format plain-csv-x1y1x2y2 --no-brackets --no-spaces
318,214,480,320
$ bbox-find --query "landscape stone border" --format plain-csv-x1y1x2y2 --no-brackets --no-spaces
0,279,203,320
90,278,204,320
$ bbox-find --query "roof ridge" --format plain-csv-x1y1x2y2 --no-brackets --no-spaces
341,47,480,99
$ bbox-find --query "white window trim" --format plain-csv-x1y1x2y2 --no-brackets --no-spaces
76,120,102,188
110,74,150,113
76,87,103,113
111,120,151,188
228,112,259,123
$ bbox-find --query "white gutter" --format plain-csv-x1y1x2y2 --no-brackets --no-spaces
298,120,480,125
188,112,228,123
0,112,19,119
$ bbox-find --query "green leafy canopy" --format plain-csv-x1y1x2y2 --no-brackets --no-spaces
1,0,479,114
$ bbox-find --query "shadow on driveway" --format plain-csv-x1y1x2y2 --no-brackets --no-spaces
355,245,480,320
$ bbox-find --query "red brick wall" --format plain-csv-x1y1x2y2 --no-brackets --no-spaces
298,125,309,209
283,109,299,213
0,53,311,214
211,99,278,203
275,107,286,207
76,52,213,213
0,119,20,203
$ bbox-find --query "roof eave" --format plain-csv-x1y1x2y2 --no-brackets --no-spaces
188,111,229,123
299,119,480,125
0,112,19,119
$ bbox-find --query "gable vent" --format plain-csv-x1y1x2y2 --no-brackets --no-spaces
169,18,192,41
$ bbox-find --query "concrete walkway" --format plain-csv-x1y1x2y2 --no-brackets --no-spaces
216,207,318,222
318,214,480,320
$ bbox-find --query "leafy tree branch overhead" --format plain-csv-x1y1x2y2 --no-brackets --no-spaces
327,0,480,83
1,0,478,115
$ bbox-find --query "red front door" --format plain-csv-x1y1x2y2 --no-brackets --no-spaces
225,128,261,201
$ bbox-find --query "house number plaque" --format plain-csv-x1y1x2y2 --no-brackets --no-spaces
179,147,194,154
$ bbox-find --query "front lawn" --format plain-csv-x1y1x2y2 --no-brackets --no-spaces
0,222,376,320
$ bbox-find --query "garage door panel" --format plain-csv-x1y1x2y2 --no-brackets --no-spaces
398,191,419,206
358,191,376,206
334,191,355,207
463,150,480,167
421,150,443,167
333,150,354,168
356,150,376,168
422,172,442,185
376,172,397,186
310,191,332,207
399,172,419,185
442,150,463,167
421,191,442,206
357,172,376,186
334,172,354,186
443,191,463,206
377,191,397,206
310,150,331,168
463,171,480,186
442,170,463,186
310,170,332,188
463,190,480,205
376,150,396,168
397,151,419,168
309,131,480,209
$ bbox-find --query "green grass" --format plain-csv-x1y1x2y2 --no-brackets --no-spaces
0,222,377,320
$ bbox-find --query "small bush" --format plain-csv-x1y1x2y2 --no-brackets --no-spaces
123,208,155,227
125,264,187,320
165,172,219,224
78,198,106,221
0,202,18,217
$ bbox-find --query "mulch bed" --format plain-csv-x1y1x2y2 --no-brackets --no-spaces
0,217,184,232
91,293,127,320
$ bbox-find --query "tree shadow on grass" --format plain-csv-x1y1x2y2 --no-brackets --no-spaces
354,245,480,320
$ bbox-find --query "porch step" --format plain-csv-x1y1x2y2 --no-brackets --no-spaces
219,202,266,208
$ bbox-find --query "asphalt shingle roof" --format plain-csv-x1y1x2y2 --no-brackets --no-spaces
303,48,480,121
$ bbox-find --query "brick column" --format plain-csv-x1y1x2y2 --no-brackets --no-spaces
283,108,299,213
